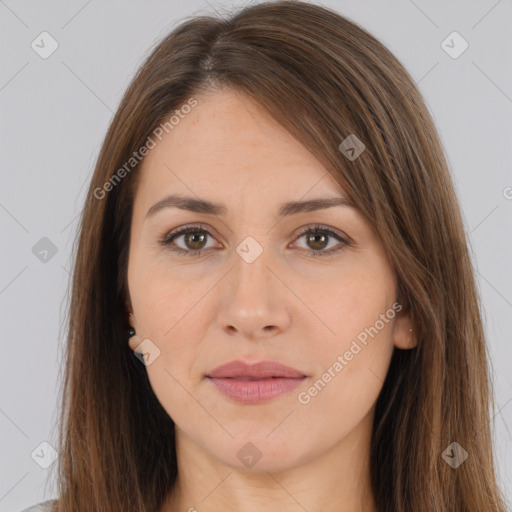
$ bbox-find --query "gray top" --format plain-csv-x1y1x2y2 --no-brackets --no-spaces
20,500,57,512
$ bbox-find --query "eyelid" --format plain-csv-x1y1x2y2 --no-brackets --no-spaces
288,224,352,258
160,223,222,250
292,224,352,245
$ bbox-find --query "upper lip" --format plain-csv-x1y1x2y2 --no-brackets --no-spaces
206,360,307,379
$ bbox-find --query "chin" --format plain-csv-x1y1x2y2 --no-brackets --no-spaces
209,435,310,474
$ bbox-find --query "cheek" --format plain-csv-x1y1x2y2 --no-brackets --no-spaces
128,256,210,392
292,255,395,350
129,248,208,335
293,258,397,419
295,317,395,444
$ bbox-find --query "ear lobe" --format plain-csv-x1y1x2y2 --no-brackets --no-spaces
125,300,137,346
393,311,417,350
128,333,142,352
125,299,135,326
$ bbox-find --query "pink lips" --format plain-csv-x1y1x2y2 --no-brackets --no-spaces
206,360,307,404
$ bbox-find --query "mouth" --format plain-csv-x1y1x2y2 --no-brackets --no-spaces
206,360,307,404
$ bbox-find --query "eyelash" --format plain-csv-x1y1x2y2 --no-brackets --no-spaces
159,224,351,259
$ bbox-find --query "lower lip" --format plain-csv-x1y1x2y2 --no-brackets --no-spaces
207,376,306,404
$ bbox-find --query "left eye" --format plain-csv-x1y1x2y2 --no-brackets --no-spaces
292,225,350,257
160,224,350,258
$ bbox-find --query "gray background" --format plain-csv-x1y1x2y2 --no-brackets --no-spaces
1,0,511,510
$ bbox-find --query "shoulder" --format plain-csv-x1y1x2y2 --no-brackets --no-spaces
19,499,58,512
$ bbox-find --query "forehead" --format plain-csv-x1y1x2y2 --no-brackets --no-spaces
133,88,345,210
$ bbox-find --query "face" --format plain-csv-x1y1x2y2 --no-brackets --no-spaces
126,88,414,473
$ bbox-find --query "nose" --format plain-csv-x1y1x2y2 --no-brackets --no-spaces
214,244,292,342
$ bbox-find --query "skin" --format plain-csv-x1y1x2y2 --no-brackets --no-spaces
126,88,416,512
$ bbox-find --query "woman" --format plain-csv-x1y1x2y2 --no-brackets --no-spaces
22,1,508,511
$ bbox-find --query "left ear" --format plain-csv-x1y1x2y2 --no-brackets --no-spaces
392,309,417,349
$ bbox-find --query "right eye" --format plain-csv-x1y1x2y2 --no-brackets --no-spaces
159,224,219,258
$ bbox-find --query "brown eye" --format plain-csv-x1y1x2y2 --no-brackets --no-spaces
160,225,217,258
305,232,329,251
181,230,208,250
293,225,350,257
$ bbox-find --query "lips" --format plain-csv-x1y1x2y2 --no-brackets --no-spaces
206,360,306,379
206,360,307,404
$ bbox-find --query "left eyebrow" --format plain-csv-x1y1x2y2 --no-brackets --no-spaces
145,194,355,219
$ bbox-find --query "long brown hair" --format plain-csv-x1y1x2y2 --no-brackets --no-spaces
49,1,508,510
